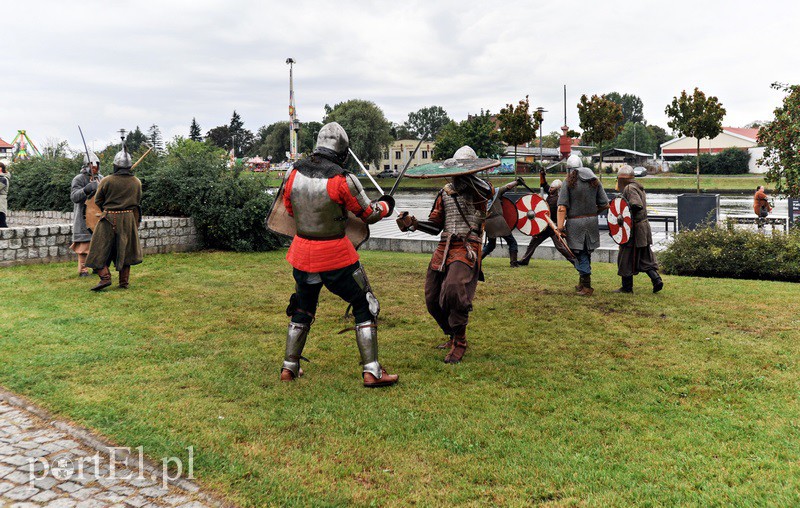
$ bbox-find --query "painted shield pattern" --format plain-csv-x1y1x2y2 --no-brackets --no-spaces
515,193,550,236
608,196,633,245
500,196,518,230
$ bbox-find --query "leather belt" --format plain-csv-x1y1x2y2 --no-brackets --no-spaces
569,213,597,219
106,210,134,214
297,233,346,241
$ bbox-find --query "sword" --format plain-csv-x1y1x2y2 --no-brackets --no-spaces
77,125,93,169
388,137,425,197
348,148,385,195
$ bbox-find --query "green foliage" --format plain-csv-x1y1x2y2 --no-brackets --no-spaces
647,124,673,155
390,122,416,141
665,88,726,192
673,148,750,175
125,126,148,153
323,99,393,169
605,92,644,125
142,139,280,252
433,111,504,160
497,95,541,149
147,124,165,154
609,121,658,154
189,118,203,142
298,120,323,155
6,156,81,212
578,94,624,146
250,122,291,162
758,83,800,196
205,110,255,157
540,131,561,148
661,226,800,282
404,105,451,139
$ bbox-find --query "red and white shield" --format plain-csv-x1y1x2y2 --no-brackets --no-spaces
608,196,633,245
515,193,550,236
500,196,518,230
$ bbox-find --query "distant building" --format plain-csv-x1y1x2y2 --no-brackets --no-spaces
373,139,435,174
0,137,13,163
591,148,655,169
660,127,766,173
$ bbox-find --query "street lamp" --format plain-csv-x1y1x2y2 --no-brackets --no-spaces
536,107,547,169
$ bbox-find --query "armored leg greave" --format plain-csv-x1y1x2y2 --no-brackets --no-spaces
282,322,310,377
355,321,382,379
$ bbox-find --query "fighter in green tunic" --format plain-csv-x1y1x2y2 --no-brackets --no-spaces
85,145,143,291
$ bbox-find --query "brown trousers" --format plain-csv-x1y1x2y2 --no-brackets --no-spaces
617,244,659,277
425,261,480,337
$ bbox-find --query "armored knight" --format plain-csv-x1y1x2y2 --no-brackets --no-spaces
84,143,143,291
279,122,398,388
613,166,663,293
396,146,493,363
556,155,609,296
70,151,103,277
482,178,521,267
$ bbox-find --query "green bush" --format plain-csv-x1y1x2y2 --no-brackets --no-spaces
660,225,800,282
7,157,81,212
672,148,750,175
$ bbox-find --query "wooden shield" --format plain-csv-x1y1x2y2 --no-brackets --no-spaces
266,179,370,249
608,196,633,245
85,196,102,232
515,194,550,236
500,196,517,230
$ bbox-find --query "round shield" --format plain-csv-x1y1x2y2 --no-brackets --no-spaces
515,194,550,236
500,196,517,230
608,196,633,245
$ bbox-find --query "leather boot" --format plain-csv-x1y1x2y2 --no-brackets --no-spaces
509,251,519,268
118,266,131,289
90,267,112,291
647,270,664,293
435,335,454,350
577,275,594,296
613,276,634,293
78,254,90,277
444,336,467,364
575,274,585,292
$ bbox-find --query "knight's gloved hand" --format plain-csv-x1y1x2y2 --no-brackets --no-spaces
84,181,99,196
396,211,418,232
373,195,395,217
515,177,525,186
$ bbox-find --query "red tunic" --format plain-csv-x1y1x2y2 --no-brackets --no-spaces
284,170,386,273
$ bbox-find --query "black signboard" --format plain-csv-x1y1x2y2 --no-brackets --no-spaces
790,197,800,229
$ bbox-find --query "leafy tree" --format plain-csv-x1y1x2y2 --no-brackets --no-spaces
250,121,291,162
298,120,323,154
610,122,658,155
647,125,673,155
404,106,451,139
323,99,393,169
40,138,72,160
606,92,644,126
189,118,203,142
578,94,623,176
540,131,561,149
147,124,165,154
758,83,800,196
205,125,231,151
390,122,417,140
433,111,504,160
497,96,542,174
125,126,148,153
665,87,726,193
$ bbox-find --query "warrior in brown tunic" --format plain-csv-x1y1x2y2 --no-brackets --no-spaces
613,165,663,293
396,146,493,363
85,147,143,291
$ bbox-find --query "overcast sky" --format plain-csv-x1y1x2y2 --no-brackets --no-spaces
2,0,798,152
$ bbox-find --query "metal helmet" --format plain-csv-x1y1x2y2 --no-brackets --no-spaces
453,145,478,160
83,151,100,166
113,149,133,169
566,154,582,169
315,122,349,156
617,165,635,178
550,179,563,190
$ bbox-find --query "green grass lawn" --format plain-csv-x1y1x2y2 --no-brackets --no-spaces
1,251,799,506
261,173,770,194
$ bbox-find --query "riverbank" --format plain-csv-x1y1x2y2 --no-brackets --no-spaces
261,172,771,194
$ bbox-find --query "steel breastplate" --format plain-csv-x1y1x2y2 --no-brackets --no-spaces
290,172,347,238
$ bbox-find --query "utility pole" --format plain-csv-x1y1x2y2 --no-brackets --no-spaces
536,107,547,168
286,58,299,162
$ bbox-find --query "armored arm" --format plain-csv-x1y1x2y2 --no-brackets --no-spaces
345,174,390,224
70,174,92,204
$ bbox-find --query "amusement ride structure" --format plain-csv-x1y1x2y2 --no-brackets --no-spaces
10,130,41,161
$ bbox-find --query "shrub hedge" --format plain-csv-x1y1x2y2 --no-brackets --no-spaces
660,224,800,282
672,148,750,175
6,139,281,252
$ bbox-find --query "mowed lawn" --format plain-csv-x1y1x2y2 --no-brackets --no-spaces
1,250,799,506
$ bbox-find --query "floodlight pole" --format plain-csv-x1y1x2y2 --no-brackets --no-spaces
286,58,298,162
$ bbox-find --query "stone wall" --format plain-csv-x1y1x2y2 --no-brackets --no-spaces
0,217,199,267
7,210,74,226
